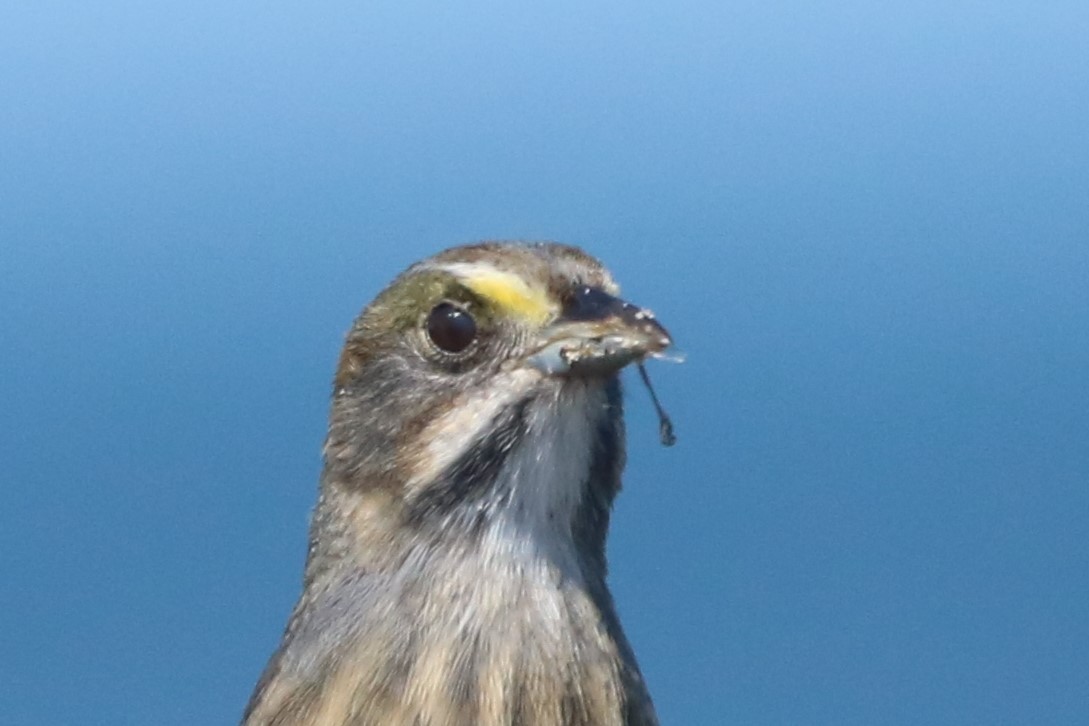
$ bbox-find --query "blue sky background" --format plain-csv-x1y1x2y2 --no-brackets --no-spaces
2,2,1088,724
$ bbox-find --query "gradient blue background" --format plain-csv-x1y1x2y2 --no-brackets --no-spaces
3,2,1088,724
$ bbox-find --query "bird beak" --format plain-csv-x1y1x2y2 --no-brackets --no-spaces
527,286,672,376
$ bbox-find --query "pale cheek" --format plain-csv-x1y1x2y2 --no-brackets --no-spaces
403,369,542,497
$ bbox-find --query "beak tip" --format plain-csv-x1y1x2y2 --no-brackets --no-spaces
642,319,673,353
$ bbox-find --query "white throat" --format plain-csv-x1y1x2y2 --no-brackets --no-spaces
480,383,604,582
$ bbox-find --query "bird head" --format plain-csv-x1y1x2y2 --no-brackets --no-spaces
313,242,671,576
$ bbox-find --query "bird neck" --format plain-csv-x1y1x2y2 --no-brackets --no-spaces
312,379,626,585
261,497,652,726
244,380,657,725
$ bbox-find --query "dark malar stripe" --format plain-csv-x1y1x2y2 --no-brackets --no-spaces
405,395,533,527
571,377,624,576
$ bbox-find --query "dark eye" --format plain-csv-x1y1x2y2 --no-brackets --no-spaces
426,303,477,353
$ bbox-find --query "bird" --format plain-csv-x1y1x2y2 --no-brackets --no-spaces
243,241,673,726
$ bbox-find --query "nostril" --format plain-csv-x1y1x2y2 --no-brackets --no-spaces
563,285,620,321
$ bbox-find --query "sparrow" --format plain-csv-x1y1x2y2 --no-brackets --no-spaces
243,242,673,726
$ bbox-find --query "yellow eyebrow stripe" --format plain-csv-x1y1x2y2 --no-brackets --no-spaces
460,270,556,324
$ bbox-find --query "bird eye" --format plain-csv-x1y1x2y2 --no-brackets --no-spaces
426,302,477,353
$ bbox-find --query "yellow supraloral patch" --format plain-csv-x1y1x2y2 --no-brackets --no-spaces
460,269,556,324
